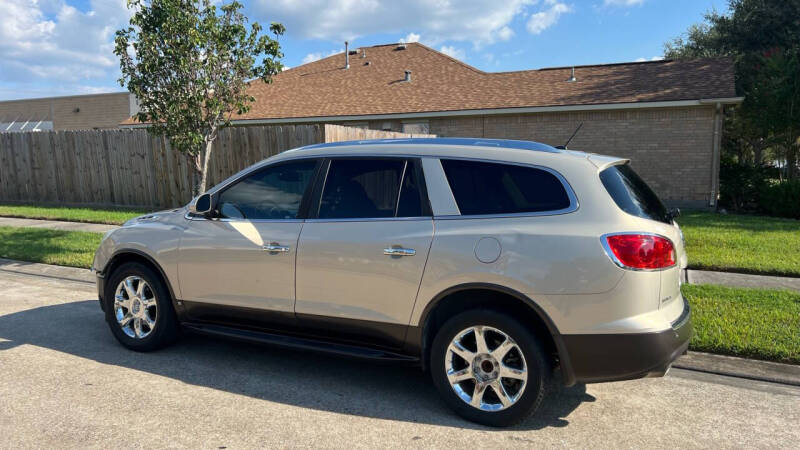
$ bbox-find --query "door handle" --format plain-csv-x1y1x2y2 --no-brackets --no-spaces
383,247,416,257
263,243,290,253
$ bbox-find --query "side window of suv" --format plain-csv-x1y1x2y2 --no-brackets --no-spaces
217,160,317,220
318,159,425,219
440,159,571,215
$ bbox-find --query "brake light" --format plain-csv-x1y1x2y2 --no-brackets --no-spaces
603,234,676,270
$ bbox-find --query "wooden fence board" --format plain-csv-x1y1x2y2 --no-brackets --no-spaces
0,125,433,208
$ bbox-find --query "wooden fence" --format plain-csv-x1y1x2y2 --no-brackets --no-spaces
0,124,433,209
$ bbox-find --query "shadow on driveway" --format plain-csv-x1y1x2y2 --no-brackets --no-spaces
0,300,594,430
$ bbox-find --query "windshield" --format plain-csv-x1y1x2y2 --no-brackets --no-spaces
599,163,670,224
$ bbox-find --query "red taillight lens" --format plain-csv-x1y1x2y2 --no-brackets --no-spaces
603,234,676,270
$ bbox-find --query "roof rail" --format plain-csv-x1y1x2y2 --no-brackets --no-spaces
300,137,561,153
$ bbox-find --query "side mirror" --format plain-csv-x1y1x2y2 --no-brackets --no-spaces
190,193,214,217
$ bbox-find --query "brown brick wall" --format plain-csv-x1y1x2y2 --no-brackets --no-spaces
426,106,717,207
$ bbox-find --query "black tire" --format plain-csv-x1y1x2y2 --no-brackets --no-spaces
430,309,550,427
103,262,179,351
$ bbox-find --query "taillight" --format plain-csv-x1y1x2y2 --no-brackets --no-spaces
602,233,676,270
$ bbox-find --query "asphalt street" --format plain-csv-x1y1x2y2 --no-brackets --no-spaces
1,269,798,448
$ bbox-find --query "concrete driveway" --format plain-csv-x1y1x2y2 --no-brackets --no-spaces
1,269,798,448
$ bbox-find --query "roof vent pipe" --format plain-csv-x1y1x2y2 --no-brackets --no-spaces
344,41,350,69
361,49,366,58
404,70,412,82
567,67,576,82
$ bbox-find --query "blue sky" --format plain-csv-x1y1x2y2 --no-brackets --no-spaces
0,0,728,100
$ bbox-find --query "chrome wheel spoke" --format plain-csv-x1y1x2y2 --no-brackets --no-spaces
134,318,144,338
123,278,136,299
448,341,475,363
470,382,487,408
490,381,512,408
473,326,489,354
499,364,527,380
491,338,514,361
447,368,473,384
118,313,133,327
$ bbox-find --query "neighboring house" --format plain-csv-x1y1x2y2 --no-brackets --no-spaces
0,92,138,131
123,43,741,207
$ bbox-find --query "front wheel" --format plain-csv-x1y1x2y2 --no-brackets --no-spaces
103,262,179,351
430,309,550,427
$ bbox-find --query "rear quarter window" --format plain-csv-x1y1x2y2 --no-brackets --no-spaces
599,163,670,224
440,159,572,216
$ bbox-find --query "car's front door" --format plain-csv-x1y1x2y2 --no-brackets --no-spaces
295,158,434,348
178,159,319,329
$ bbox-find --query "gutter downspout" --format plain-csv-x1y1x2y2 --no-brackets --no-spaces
709,102,723,207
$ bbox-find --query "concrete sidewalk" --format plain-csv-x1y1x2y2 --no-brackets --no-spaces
0,216,118,233
685,269,800,292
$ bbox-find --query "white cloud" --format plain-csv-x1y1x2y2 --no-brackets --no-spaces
0,0,130,84
252,0,532,46
635,56,665,62
526,1,572,35
439,45,466,61
301,48,344,64
399,32,421,44
497,26,514,41
603,0,645,6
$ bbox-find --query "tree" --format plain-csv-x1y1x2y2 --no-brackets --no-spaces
664,0,800,179
115,0,285,195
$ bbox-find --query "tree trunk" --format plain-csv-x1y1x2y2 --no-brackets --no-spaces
199,137,215,194
190,152,203,197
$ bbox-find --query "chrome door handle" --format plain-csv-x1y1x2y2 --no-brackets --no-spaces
263,243,290,253
383,247,416,257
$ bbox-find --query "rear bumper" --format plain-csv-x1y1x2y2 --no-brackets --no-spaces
561,298,692,384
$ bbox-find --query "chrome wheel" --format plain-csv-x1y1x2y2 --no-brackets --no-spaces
445,325,528,411
114,276,157,339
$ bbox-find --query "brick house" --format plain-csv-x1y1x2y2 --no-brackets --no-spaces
1,92,138,131
126,43,741,207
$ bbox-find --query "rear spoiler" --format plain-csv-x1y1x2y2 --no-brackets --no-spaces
587,154,629,171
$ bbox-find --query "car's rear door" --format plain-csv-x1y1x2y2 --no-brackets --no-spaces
178,159,319,328
294,157,433,348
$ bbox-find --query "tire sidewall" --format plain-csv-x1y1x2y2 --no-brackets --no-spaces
430,309,549,427
103,262,176,351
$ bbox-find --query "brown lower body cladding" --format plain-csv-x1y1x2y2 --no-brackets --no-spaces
359,105,719,208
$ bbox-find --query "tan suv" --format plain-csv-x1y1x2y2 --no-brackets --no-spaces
93,138,692,426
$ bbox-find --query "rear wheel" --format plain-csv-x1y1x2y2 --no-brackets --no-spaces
430,309,549,427
103,262,179,351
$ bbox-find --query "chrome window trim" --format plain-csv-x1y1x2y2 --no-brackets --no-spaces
184,212,304,224
305,216,433,224
600,232,678,272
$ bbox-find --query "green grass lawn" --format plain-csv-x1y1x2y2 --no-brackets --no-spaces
679,210,800,277
0,226,102,269
0,203,148,225
682,284,800,364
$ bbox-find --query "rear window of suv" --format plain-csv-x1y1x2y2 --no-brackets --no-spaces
440,159,571,216
599,163,670,224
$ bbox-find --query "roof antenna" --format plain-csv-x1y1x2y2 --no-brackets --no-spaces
556,122,583,149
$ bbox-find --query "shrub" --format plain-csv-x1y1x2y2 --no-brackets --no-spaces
718,157,772,211
760,180,800,219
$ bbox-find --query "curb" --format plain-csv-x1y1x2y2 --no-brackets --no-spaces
0,258,94,284
674,351,800,387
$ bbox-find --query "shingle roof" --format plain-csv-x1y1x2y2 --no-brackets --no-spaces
122,42,737,125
